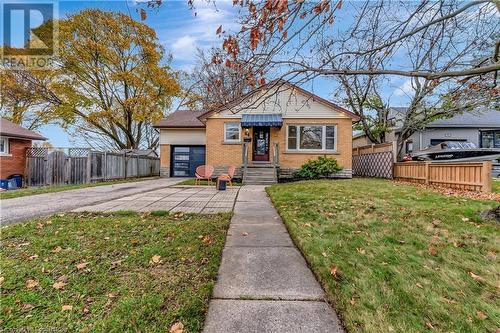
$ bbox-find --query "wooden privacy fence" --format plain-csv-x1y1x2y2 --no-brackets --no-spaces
352,142,397,179
394,161,493,193
26,148,160,187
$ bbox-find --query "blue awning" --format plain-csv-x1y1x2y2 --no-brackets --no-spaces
241,114,283,128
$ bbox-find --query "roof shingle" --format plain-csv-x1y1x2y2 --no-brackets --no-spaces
154,110,205,128
0,118,47,140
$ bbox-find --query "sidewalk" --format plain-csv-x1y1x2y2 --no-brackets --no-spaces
203,185,344,333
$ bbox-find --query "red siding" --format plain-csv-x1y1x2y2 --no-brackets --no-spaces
0,138,31,179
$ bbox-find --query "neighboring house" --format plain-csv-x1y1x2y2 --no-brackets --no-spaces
353,108,500,154
154,81,360,183
118,149,159,158
0,118,47,181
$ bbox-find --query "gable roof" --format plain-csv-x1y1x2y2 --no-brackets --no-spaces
154,110,206,128
198,80,360,121
0,118,47,140
390,107,500,128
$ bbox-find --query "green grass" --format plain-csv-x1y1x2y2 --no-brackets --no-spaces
267,179,499,333
0,178,159,200
0,211,231,332
177,179,242,186
493,178,500,193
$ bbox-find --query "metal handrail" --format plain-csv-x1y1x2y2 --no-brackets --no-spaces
242,142,249,173
272,142,280,167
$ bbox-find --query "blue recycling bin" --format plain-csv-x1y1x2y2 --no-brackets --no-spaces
0,179,17,190
9,174,23,188
0,179,9,190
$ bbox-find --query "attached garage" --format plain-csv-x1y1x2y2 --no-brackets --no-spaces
171,145,206,177
154,110,207,178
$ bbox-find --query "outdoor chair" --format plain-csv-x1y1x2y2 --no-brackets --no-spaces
218,165,236,186
195,165,214,185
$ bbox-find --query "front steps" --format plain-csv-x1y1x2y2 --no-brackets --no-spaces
243,165,278,185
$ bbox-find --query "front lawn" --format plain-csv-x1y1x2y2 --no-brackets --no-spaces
267,179,499,333
0,177,159,200
0,211,231,332
493,178,500,193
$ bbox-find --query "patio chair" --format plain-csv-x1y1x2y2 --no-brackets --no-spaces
218,165,236,186
195,165,214,185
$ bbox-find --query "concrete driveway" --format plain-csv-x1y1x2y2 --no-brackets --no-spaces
73,186,239,214
0,178,183,225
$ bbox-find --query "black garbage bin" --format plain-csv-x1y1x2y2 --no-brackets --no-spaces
217,179,227,190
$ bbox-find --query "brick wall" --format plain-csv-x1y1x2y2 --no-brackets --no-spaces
205,118,244,166
206,117,353,170
0,138,31,179
159,144,170,177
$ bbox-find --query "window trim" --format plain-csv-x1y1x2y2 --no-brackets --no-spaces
0,137,9,155
286,124,337,152
224,122,241,143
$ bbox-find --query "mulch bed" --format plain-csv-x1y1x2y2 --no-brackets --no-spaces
394,180,500,202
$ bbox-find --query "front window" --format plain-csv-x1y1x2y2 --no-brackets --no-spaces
224,123,241,142
0,137,8,154
287,125,336,151
481,130,500,148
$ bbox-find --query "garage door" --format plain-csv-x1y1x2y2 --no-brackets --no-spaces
171,146,206,177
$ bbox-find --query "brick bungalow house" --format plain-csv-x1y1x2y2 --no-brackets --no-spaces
0,118,47,182
154,81,359,184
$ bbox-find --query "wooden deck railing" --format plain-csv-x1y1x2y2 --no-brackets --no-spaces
394,161,493,193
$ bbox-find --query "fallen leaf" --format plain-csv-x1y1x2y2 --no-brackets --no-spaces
476,310,487,320
57,275,68,283
106,293,117,298
432,219,441,227
428,246,438,256
51,246,62,253
76,262,89,270
111,260,123,269
52,281,66,290
61,305,73,311
83,307,90,314
321,252,327,257
469,271,485,283
21,303,34,312
37,223,44,229
330,265,338,278
416,283,423,289
356,248,366,255
150,255,162,265
170,322,184,333
425,321,435,329
19,242,30,247
25,279,39,289
349,298,356,305
201,235,212,245
0,276,4,285
461,217,470,222
28,254,38,260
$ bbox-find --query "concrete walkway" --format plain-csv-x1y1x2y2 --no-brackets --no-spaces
0,178,183,225
203,185,344,333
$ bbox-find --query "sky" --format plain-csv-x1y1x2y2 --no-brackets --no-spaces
4,0,413,146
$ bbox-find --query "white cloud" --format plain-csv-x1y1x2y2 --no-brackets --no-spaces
394,79,415,97
159,1,240,68
171,35,198,59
